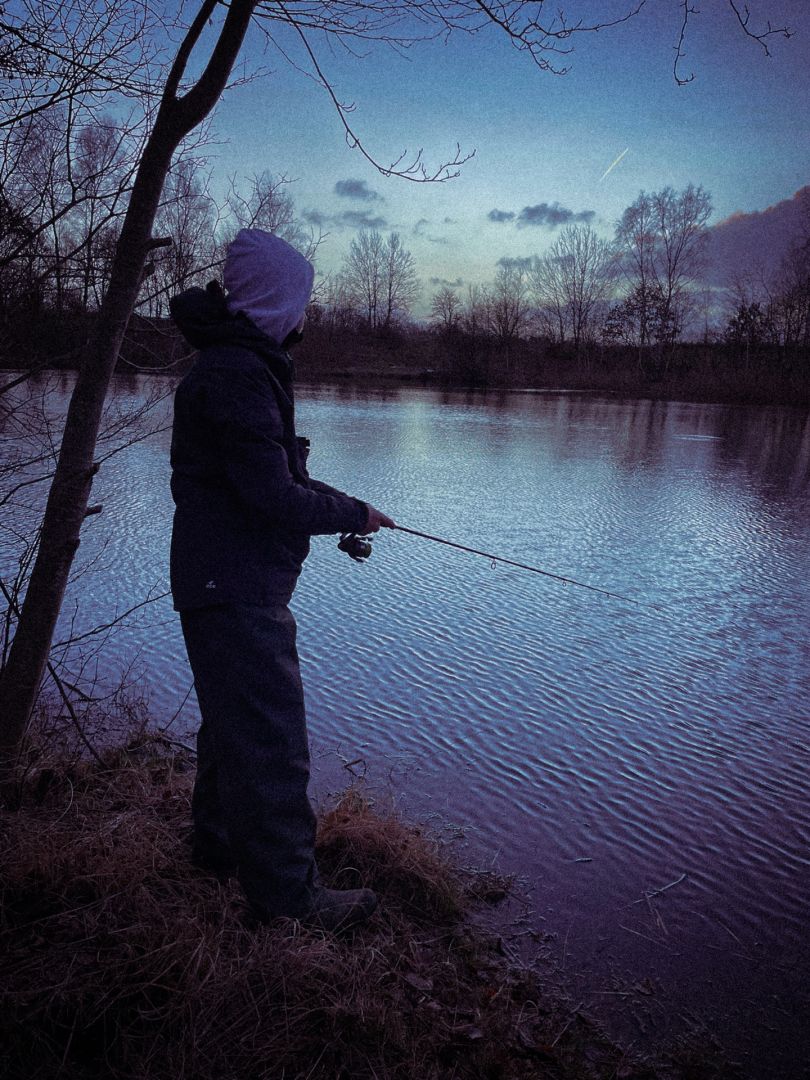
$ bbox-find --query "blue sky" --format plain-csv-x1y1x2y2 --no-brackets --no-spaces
204,1,809,308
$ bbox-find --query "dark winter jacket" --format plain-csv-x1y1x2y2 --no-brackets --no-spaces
169,284,368,610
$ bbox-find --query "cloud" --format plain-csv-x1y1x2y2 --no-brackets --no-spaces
338,210,388,230
302,207,388,231
303,209,328,227
706,186,809,287
334,178,383,202
413,218,451,245
497,256,534,271
516,203,595,229
489,203,595,229
429,276,464,288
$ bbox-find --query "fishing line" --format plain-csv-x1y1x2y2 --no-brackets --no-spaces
339,526,661,613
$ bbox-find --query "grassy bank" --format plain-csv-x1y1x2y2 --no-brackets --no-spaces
0,737,735,1080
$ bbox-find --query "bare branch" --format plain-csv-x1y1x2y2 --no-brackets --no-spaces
0,576,105,764
50,588,171,652
674,0,697,86
675,0,792,84
276,4,474,181
726,0,792,53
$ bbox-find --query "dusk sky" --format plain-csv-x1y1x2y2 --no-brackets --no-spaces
205,1,809,310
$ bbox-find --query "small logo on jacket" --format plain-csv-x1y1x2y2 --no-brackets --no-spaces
205,580,216,589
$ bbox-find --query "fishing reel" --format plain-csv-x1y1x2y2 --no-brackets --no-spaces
338,532,373,563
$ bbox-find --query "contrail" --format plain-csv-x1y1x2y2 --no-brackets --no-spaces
599,147,629,182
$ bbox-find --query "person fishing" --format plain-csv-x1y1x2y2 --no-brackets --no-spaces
169,228,395,930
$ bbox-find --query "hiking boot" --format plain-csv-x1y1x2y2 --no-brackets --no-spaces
300,887,379,932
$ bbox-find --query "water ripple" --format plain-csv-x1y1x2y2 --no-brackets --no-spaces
10,382,809,1078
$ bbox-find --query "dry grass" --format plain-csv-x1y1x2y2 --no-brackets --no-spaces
1,736,723,1080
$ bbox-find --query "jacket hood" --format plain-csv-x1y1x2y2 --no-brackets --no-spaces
223,229,314,346
169,282,292,382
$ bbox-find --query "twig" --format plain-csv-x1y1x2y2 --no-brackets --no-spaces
646,892,669,936
155,734,196,756
0,577,104,765
48,660,106,767
551,1001,584,1047
51,589,171,649
690,909,742,944
561,921,572,970
633,872,687,904
0,355,81,395
160,682,195,732
619,924,678,953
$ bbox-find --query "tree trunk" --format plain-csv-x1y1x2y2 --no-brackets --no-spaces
0,0,256,780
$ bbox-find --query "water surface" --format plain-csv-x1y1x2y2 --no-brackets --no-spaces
6,379,810,1076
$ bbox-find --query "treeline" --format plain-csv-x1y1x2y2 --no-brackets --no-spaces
17,304,804,407
2,111,809,400
313,185,810,388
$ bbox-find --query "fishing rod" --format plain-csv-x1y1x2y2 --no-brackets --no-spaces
339,526,661,612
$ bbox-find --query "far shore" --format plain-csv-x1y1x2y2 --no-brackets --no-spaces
2,312,809,408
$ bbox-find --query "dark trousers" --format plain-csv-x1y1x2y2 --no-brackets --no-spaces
180,603,318,917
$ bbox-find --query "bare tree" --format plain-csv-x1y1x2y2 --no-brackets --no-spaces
614,190,658,349
615,184,712,348
341,229,384,328
68,116,136,311
530,225,617,354
0,1,158,308
773,193,810,352
461,284,487,339
487,263,531,347
602,282,679,360
341,230,419,330
227,171,315,253
430,286,462,333
0,193,44,346
725,191,810,356
382,232,420,329
724,301,775,371
652,184,712,331
313,275,362,336
0,1,159,125
769,249,810,354
530,257,568,345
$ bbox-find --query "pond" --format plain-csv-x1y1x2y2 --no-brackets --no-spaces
6,376,810,1076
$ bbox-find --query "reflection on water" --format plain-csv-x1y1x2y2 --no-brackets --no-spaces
4,379,810,1076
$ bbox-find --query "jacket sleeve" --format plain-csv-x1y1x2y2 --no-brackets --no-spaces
309,477,352,499
199,365,369,535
